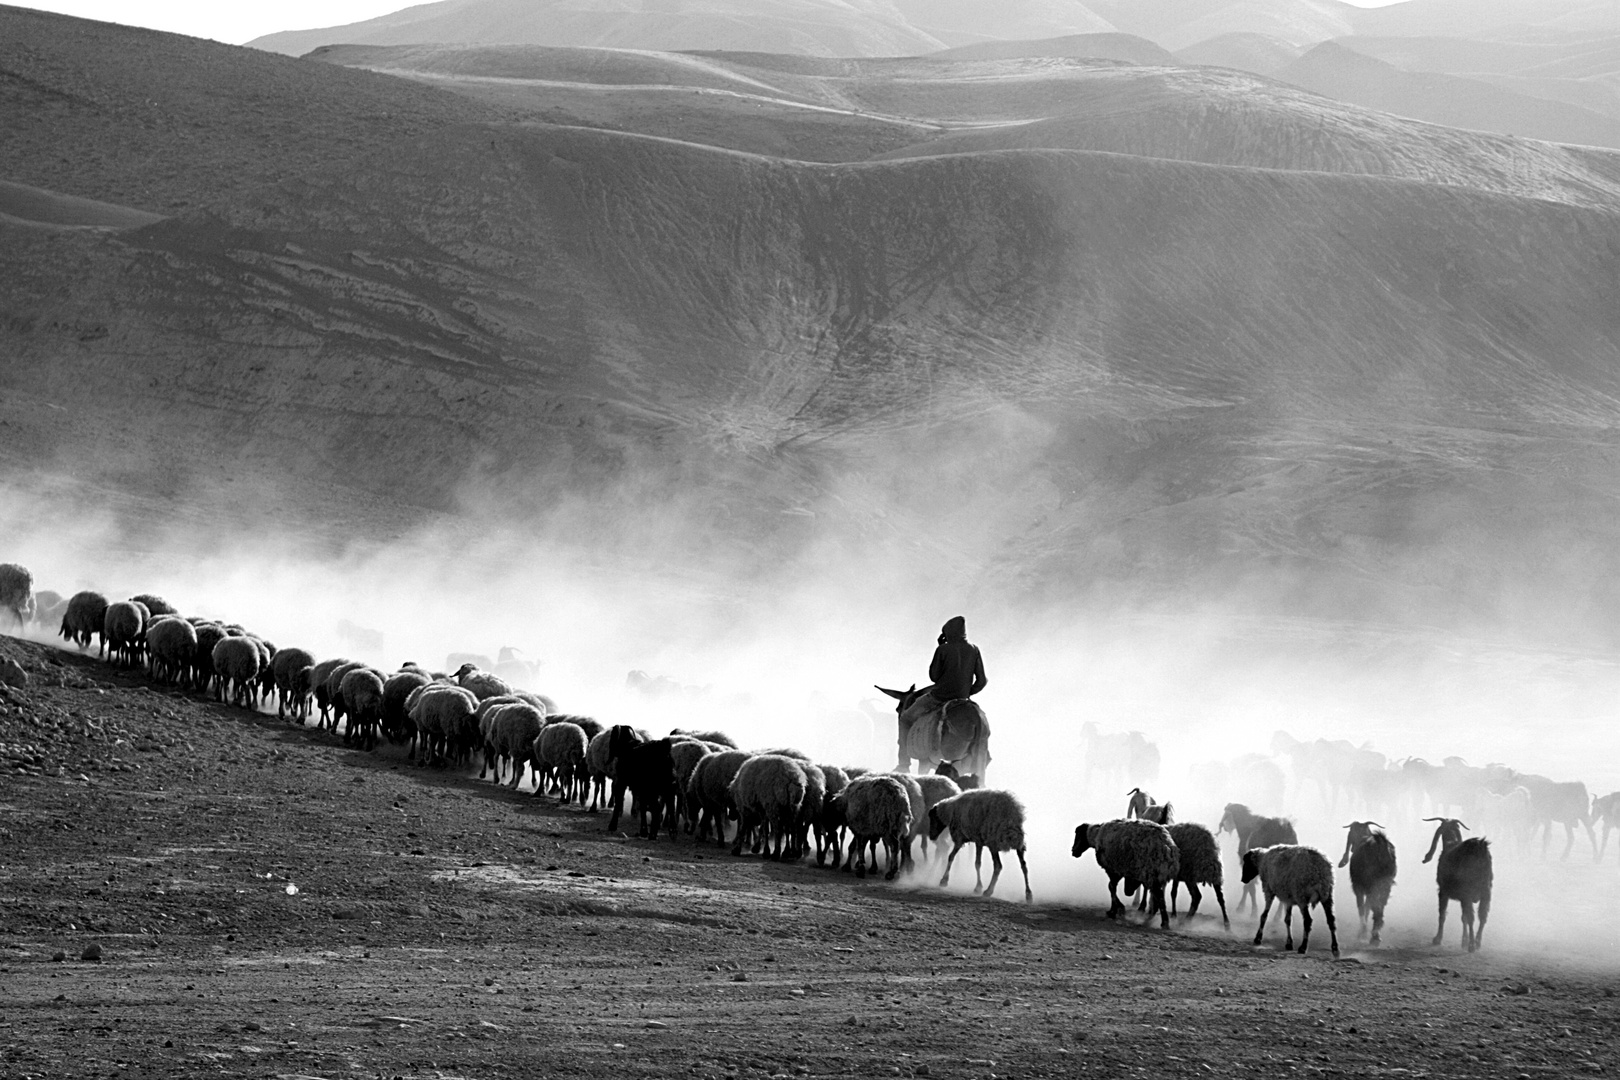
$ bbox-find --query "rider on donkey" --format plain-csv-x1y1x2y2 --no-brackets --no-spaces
896,615,987,769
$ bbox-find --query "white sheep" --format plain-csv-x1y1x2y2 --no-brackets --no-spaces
836,774,913,881
729,754,809,860
534,720,589,803
1071,819,1180,928
58,590,108,650
455,663,514,702
408,683,478,765
146,617,198,688
926,789,1031,903
0,563,33,633
1240,844,1340,957
481,702,543,788
211,636,262,708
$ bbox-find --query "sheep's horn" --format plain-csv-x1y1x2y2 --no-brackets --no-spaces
1368,821,1384,829
1457,821,1470,831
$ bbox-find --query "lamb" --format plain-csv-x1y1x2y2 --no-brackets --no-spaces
686,749,753,844
102,600,146,666
729,754,809,860
1126,787,1172,824
1338,821,1397,946
0,563,34,632
1219,802,1299,912
145,616,198,687
211,636,263,708
58,590,108,651
1240,845,1339,956
338,667,386,749
1071,819,1180,928
926,789,1031,902
834,774,913,881
1422,817,1493,952
534,721,590,803
270,647,316,723
1165,823,1228,926
606,727,678,840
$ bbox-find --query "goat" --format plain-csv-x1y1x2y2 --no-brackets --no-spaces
1126,787,1172,824
1422,817,1492,952
1219,802,1298,912
1338,821,1396,947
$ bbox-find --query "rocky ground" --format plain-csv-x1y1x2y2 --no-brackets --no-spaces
1,633,1616,1080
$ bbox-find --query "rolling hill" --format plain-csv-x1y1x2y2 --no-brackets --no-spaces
8,6,1620,639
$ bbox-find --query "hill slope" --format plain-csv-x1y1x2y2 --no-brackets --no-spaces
9,9,1620,633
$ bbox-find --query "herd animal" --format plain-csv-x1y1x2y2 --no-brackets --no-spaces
13,563,1599,960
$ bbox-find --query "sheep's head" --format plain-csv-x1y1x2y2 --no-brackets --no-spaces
1240,848,1264,883
926,805,950,842
1070,824,1093,859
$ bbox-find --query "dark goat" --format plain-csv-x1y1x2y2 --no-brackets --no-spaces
1422,817,1492,952
1338,821,1397,946
1219,802,1298,912
606,727,677,840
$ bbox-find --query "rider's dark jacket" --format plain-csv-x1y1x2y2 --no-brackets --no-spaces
928,616,987,702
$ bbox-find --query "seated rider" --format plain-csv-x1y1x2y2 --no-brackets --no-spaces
928,615,987,708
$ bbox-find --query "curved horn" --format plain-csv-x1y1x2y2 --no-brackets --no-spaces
1368,821,1384,829
1422,816,1445,822
1456,821,1470,831
1342,823,1354,829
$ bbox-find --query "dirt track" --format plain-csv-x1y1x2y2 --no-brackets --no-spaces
2,635,1616,1080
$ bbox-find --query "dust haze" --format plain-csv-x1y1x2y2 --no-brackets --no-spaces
8,414,1620,972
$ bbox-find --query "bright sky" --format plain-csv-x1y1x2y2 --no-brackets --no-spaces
17,0,1412,47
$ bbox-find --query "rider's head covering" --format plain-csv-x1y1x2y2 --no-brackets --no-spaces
940,615,967,642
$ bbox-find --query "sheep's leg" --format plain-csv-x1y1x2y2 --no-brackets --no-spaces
1583,818,1598,861
1476,892,1490,951
1460,899,1476,952
855,837,867,879
1169,880,1179,915
1297,904,1312,953
1106,874,1125,920
1282,902,1296,951
984,848,1003,898
607,779,628,833
1184,881,1202,920
1253,893,1275,947
940,839,966,888
885,836,901,881
1152,885,1170,929
1432,894,1449,946
1213,882,1229,928
972,845,985,894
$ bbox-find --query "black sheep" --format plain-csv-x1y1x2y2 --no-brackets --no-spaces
1422,817,1493,952
606,726,677,840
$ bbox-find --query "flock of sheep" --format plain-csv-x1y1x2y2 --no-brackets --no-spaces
0,560,1588,957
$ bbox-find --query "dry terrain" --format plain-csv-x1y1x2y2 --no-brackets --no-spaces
3,633,1618,1080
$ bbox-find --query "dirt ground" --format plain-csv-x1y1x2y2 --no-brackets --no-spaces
1,635,1616,1080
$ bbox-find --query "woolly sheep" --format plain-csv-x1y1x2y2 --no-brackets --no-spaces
1167,822,1228,927
1240,844,1340,956
308,657,354,726
1422,818,1492,951
884,771,926,869
795,763,826,862
408,683,478,765
926,789,1031,902
1219,802,1299,913
455,664,514,702
1338,821,1397,946
269,647,316,723
606,729,677,840
0,563,34,632
1072,819,1180,927
146,616,198,687
323,660,366,732
836,774,913,881
381,669,431,744
534,721,590,803
211,636,263,708
672,727,737,749
686,749,753,845
730,754,809,860
670,738,721,829
584,728,615,813
59,590,108,650
129,593,176,618
477,701,542,787
191,623,229,693
338,667,386,749
474,695,538,781
31,590,66,631
102,600,145,666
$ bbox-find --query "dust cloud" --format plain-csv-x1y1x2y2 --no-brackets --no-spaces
5,450,1620,973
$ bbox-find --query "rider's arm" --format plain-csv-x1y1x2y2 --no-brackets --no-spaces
970,648,988,696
